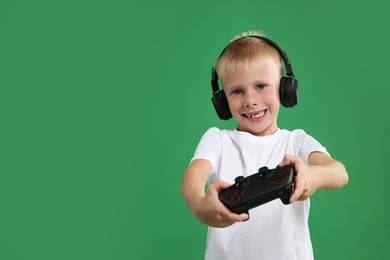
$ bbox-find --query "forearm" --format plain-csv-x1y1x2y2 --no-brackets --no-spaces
181,167,207,211
180,159,210,212
309,153,349,190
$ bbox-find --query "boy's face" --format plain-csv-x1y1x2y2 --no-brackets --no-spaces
220,61,281,136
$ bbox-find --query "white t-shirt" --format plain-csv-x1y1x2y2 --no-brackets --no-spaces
191,127,328,260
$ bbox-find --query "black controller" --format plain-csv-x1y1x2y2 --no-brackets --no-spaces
218,166,296,215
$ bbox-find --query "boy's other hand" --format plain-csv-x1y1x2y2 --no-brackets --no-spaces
279,155,321,203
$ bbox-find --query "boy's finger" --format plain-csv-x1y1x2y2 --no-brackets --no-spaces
210,180,231,193
227,212,249,222
216,179,232,189
239,213,249,222
279,155,297,167
290,179,303,203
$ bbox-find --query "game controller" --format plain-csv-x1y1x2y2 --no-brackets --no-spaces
218,166,296,215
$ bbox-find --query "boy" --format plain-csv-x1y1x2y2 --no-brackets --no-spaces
180,32,348,260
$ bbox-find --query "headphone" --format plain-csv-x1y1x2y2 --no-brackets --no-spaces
211,35,298,120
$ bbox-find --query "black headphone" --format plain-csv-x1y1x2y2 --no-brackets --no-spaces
211,35,298,120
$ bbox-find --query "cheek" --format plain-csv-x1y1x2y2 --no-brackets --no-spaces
263,91,278,104
227,97,240,111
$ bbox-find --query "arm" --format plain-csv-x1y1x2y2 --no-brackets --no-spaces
180,159,248,227
279,152,349,203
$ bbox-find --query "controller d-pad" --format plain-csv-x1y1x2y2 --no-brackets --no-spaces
227,190,245,203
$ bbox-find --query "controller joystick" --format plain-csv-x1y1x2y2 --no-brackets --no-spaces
234,176,249,188
257,166,273,179
235,176,245,183
258,166,269,175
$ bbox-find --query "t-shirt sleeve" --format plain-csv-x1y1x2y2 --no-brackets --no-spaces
190,127,222,178
290,130,329,165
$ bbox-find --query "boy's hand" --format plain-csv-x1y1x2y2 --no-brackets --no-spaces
279,155,321,203
192,180,249,228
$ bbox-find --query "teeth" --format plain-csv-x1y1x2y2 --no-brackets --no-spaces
246,110,265,118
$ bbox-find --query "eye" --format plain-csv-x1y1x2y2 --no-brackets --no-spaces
256,84,266,90
231,89,243,95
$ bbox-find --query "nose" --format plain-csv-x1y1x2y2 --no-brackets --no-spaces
244,90,258,108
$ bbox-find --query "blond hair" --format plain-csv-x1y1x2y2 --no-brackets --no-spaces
215,31,283,81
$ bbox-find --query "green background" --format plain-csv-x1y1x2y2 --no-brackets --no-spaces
0,0,388,259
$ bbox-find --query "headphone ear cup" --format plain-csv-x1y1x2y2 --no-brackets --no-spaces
211,90,232,120
280,76,298,107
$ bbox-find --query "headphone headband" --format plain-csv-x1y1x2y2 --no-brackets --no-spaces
212,35,294,90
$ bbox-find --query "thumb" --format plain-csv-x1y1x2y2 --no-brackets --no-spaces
239,213,250,222
213,179,232,191
279,154,297,167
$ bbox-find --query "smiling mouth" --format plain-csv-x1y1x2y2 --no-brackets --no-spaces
243,110,266,119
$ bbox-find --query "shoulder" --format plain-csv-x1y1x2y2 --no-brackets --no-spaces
284,128,328,163
279,128,311,140
288,128,307,136
205,127,221,134
196,127,239,151
282,128,322,147
196,127,223,146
